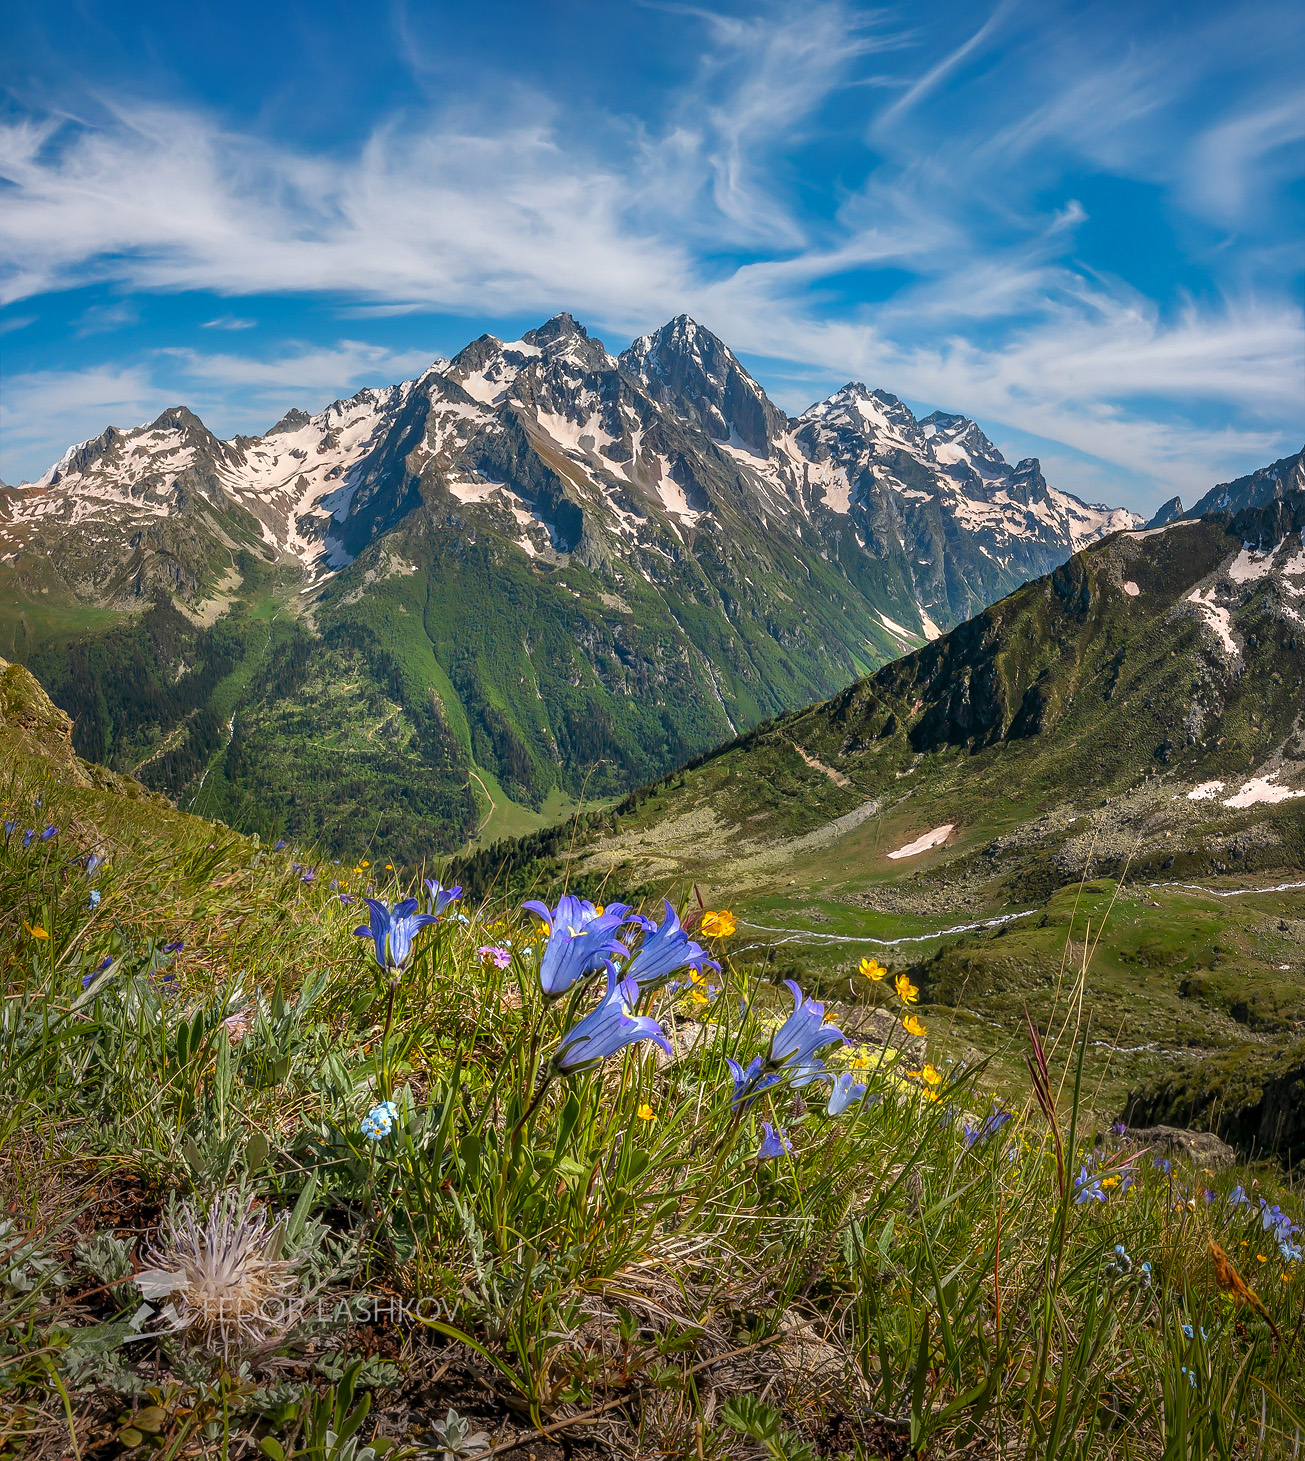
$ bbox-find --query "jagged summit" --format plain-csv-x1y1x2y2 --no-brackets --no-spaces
1147,495,1185,528
3,310,1140,625
1187,447,1305,521
620,315,787,456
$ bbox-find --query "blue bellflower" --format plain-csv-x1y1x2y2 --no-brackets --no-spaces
623,901,719,991
354,897,436,972
548,971,672,1075
1073,1166,1107,1204
524,894,633,997
787,1055,830,1089
424,879,463,918
758,1122,793,1160
726,1055,781,1112
827,1072,867,1115
963,1107,1013,1149
768,981,846,1070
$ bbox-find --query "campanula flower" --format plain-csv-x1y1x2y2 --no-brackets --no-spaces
82,956,114,989
88,890,101,910
1105,1244,1133,1277
757,1123,793,1160
1259,1199,1298,1241
524,895,632,997
548,971,672,1075
162,941,185,954
360,1101,399,1141
963,1107,1012,1149
85,853,105,876
787,1055,830,1089
1228,1184,1248,1206
40,825,58,842
2,821,14,838
768,981,846,1070
354,897,436,972
827,1072,867,1115
623,901,719,991
273,840,286,851
1073,1166,1106,1204
726,1055,781,1112
423,879,463,918
22,830,35,849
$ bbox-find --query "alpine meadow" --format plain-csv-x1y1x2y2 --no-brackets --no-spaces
2,2,1304,1458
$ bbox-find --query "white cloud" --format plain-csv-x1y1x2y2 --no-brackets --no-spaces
201,314,257,329
162,340,434,392
0,364,159,483
0,1,1300,508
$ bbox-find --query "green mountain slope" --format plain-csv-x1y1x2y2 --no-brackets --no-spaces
472,487,1305,1143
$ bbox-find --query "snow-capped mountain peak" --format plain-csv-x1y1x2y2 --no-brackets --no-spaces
2,312,1142,631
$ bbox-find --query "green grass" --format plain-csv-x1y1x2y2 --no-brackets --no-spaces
2,676,1304,1460
0,583,132,662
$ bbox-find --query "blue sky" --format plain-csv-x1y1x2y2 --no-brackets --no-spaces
1,0,1301,512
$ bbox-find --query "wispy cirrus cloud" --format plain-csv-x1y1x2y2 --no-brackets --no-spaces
0,0,1300,503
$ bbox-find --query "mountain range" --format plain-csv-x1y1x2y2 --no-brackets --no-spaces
0,313,1140,856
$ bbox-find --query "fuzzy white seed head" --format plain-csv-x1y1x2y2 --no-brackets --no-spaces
139,1191,297,1355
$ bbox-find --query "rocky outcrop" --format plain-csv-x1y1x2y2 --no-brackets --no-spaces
1,658,169,803
1125,1040,1305,1168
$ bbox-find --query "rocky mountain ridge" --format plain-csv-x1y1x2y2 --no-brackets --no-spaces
1,312,1139,631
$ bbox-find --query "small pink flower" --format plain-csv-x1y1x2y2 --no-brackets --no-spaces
477,945,512,969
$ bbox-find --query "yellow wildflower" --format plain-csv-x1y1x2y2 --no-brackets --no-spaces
359,860,370,869
895,973,919,1005
902,1013,927,1038
859,957,887,981
920,1064,942,1086
637,1103,655,1120
23,921,49,941
700,910,736,938
385,863,394,871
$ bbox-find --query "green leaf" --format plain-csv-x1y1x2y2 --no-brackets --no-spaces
459,1132,482,1175
133,1405,167,1433
244,1131,270,1170
258,1437,287,1460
